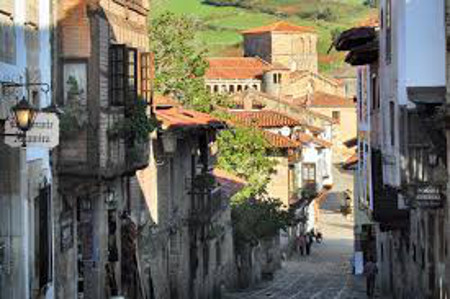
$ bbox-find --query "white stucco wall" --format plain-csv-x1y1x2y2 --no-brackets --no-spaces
405,0,445,87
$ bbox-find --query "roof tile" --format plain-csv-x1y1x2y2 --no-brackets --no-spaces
213,168,247,198
229,110,302,128
206,57,272,80
299,92,355,108
155,106,224,130
242,21,316,35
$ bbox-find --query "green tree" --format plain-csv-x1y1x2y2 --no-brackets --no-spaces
216,126,277,204
150,12,227,112
232,197,295,248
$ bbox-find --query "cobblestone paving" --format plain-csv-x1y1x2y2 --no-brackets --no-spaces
225,196,380,299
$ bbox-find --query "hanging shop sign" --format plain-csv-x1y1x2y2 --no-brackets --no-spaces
4,112,59,148
414,185,444,208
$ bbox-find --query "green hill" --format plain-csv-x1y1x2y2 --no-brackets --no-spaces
151,0,376,73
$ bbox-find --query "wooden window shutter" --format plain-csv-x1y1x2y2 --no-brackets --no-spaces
109,44,127,106
125,47,138,113
140,52,154,104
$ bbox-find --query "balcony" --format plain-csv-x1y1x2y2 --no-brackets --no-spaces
407,87,446,105
188,173,226,225
371,149,409,230
372,185,409,231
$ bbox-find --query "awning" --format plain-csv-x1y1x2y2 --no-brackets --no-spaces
334,27,377,51
345,39,379,66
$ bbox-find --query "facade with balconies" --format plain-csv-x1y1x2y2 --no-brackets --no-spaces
336,0,448,297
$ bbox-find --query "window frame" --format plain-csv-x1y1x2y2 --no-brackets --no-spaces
332,110,341,124
302,163,316,186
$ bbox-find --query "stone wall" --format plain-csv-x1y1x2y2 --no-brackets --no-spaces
271,32,318,73
235,236,281,289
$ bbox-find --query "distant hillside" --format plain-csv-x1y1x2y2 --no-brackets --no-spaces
151,0,376,74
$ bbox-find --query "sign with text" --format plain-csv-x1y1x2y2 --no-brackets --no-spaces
4,112,60,148
415,185,444,208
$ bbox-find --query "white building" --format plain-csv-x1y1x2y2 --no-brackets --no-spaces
0,0,54,297
336,0,448,297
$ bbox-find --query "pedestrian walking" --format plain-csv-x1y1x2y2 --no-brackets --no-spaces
364,258,378,298
297,234,306,256
305,232,314,255
316,231,323,243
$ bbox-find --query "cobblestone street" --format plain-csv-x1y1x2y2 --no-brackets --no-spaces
225,194,378,299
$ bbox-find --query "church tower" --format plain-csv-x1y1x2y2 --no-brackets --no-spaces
242,21,318,73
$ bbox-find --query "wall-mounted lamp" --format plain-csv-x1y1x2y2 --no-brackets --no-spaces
428,150,439,168
161,133,177,154
105,188,117,209
1,97,38,147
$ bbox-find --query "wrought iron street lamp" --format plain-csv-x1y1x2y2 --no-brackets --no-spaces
1,97,38,147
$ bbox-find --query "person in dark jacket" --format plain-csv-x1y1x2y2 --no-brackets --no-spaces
364,257,378,298
305,232,314,255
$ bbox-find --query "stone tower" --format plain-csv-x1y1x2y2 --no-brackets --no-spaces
242,21,318,73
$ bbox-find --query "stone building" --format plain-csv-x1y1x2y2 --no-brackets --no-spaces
298,92,357,163
205,21,355,166
242,21,318,73
0,0,54,297
205,21,346,100
228,110,332,208
53,0,151,298
135,98,239,299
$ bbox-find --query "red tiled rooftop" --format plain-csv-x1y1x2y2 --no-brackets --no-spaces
229,110,302,128
300,92,355,108
343,153,358,169
262,130,302,149
153,94,181,107
242,21,316,35
213,168,247,198
293,132,332,148
205,57,272,80
155,106,224,130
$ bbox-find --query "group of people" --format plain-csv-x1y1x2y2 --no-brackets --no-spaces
296,230,323,256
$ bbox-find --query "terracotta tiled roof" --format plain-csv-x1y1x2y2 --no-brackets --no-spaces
229,110,302,128
304,124,323,134
153,94,181,107
301,92,355,108
343,153,358,169
213,168,247,198
242,21,316,35
293,132,332,148
205,57,272,80
155,106,224,130
262,130,302,149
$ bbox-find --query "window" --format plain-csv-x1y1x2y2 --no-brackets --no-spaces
389,101,395,146
140,52,154,103
216,241,221,267
385,0,392,64
25,27,39,68
302,163,316,185
109,45,138,107
63,62,87,105
371,74,379,111
0,13,16,64
36,185,52,289
273,73,281,84
332,111,340,124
